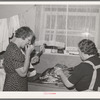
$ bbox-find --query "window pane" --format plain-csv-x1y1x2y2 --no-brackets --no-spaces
88,16,96,31
51,15,56,29
67,35,94,47
67,36,84,47
67,15,86,30
56,35,66,43
46,15,50,29
57,15,66,29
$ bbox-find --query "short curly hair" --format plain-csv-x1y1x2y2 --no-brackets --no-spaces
78,39,99,56
15,26,35,40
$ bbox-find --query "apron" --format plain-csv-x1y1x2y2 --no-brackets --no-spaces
83,60,100,91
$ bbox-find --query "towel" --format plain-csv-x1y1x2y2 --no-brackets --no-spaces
8,15,20,38
0,18,9,52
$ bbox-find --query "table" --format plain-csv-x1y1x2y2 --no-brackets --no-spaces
28,81,76,91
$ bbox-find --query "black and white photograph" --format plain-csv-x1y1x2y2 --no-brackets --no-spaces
0,1,100,98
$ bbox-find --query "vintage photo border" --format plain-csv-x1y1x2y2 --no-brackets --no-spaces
0,0,100,99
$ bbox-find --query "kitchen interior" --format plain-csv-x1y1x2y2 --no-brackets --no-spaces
0,3,100,91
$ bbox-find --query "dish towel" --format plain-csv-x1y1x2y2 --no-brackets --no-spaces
0,18,9,52
8,15,20,38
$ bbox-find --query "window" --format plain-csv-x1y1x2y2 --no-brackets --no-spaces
37,5,100,53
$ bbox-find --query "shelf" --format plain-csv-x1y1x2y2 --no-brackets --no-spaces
44,49,79,57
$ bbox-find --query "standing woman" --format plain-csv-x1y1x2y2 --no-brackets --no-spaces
3,26,35,91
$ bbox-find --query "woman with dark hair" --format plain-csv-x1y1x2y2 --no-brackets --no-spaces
3,26,36,91
55,39,100,91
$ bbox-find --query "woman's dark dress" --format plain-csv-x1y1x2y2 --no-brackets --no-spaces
3,42,28,91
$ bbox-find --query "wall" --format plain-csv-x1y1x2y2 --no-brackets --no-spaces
0,5,32,19
0,5,38,39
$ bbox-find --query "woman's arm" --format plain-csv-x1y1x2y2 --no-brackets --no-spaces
55,68,74,88
15,54,30,77
15,45,34,77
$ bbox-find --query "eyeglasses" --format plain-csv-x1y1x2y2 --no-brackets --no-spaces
27,38,31,45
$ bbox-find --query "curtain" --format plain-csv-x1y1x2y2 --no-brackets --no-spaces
8,15,20,38
0,18,9,52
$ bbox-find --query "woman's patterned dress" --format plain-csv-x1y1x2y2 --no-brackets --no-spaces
3,42,28,91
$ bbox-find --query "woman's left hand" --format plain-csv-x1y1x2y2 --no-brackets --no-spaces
55,68,63,76
31,56,39,64
40,44,45,53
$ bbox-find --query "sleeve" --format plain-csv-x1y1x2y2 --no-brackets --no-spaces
12,59,24,69
68,63,86,85
11,49,25,69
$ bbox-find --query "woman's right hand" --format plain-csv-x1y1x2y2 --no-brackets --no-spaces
25,44,35,56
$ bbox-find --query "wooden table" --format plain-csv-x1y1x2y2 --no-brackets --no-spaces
28,81,76,91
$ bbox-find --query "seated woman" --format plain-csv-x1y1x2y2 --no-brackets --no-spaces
55,39,100,91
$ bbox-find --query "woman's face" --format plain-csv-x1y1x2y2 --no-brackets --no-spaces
78,48,85,61
21,35,33,48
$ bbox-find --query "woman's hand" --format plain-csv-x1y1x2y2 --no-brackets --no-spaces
40,44,45,53
31,55,39,64
55,68,63,76
25,44,34,56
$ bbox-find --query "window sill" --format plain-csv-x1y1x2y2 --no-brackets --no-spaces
44,49,79,57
